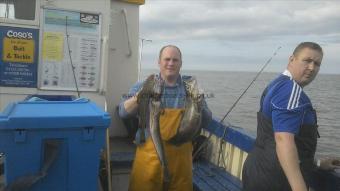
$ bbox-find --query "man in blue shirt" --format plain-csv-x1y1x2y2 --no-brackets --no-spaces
242,42,333,191
118,45,211,191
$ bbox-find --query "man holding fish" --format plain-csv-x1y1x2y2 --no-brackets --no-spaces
119,45,212,191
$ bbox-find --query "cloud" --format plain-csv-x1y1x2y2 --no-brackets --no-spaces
140,1,340,42
140,0,340,74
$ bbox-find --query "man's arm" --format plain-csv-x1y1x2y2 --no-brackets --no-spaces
118,82,143,118
122,95,138,114
275,132,308,191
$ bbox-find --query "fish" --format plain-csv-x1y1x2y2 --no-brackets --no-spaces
136,74,155,143
148,76,171,190
137,75,171,189
168,76,203,145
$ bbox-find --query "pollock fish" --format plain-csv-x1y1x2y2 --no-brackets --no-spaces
137,75,170,189
137,74,155,143
148,77,171,190
168,77,203,145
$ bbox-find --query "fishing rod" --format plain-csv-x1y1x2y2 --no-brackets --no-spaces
65,16,81,98
193,46,282,165
216,46,282,166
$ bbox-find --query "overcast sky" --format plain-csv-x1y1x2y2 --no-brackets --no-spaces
139,0,340,74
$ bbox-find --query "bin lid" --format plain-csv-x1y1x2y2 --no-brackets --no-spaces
0,98,111,129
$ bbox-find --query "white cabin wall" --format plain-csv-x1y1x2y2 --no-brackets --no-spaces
0,0,141,138
106,1,140,137
0,0,111,110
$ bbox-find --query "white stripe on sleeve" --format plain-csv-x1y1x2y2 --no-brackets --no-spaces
287,83,297,109
287,82,302,109
294,86,302,108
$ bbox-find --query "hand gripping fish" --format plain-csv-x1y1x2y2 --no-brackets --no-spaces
149,76,171,191
168,76,203,145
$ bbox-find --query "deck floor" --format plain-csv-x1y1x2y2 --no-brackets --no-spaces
0,154,4,190
109,137,136,191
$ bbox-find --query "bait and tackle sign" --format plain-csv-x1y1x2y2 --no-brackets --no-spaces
0,26,38,87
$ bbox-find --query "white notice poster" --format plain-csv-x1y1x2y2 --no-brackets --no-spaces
40,8,101,91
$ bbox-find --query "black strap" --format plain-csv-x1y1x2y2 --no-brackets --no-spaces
5,139,61,191
259,86,269,112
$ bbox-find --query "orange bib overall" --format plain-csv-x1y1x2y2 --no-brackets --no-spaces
129,109,193,191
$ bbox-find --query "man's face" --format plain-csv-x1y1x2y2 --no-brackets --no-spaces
158,47,182,80
288,48,323,87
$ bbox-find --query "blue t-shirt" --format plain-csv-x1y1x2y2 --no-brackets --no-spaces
261,70,316,134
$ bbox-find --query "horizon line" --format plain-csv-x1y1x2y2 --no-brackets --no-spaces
141,67,340,75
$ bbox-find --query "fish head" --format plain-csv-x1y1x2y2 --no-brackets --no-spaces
137,74,155,104
185,77,203,103
152,76,164,101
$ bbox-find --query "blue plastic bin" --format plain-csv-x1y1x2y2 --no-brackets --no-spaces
0,96,110,191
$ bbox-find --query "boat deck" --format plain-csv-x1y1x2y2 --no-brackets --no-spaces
193,160,242,191
109,137,135,191
109,137,242,191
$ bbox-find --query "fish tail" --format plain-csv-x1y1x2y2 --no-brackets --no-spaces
162,166,171,191
140,126,145,143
